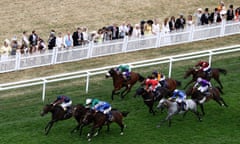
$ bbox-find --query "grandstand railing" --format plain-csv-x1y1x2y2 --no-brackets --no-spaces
0,20,240,73
0,45,240,101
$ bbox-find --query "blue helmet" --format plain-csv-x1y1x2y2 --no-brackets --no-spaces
57,95,62,100
152,70,158,75
173,89,179,94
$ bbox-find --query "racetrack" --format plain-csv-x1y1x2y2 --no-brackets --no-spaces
0,53,239,144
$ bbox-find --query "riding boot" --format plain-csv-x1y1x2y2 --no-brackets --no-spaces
181,102,186,111
107,113,113,121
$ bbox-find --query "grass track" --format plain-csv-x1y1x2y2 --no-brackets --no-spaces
0,55,239,144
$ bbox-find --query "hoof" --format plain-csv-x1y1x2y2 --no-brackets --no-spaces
120,132,124,135
88,139,91,142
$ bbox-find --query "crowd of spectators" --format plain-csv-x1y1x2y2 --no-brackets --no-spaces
0,1,239,61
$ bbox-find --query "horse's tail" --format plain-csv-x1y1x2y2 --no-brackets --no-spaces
216,68,227,75
121,111,130,117
137,73,145,82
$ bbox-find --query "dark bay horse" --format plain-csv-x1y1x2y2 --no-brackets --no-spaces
156,98,202,127
186,86,228,115
106,68,145,100
135,87,172,115
82,109,129,141
183,67,227,89
71,104,90,135
40,104,72,135
164,78,182,92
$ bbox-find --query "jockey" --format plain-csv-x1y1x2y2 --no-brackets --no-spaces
144,76,161,99
194,77,212,96
169,89,186,111
195,60,211,77
116,64,131,80
52,95,72,117
152,70,166,87
85,98,113,121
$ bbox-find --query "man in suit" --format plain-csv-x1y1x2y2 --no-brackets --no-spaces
201,8,210,25
72,27,83,46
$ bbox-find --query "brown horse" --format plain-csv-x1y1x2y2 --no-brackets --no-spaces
183,67,227,89
106,68,145,100
40,104,72,135
135,87,172,115
71,104,90,135
186,86,228,115
82,109,129,141
163,78,182,92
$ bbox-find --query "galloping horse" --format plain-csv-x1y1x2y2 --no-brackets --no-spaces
82,109,129,141
183,67,227,89
156,98,202,127
163,78,182,92
135,87,172,115
187,86,228,115
40,104,72,135
106,68,145,100
71,104,90,135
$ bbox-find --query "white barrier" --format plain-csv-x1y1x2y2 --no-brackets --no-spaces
0,20,240,73
0,45,240,101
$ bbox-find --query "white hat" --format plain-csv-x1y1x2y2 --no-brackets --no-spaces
86,98,92,105
4,39,10,45
197,8,202,11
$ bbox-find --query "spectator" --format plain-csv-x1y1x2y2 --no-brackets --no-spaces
144,20,153,36
0,39,11,61
119,22,128,38
126,23,133,37
186,15,194,31
218,1,226,15
152,18,160,35
56,32,65,49
201,8,210,25
161,18,170,33
47,30,56,50
226,4,235,21
194,8,203,26
168,16,176,32
28,30,38,54
140,20,146,36
209,8,221,24
10,36,18,55
64,31,73,49
22,31,29,54
131,24,141,39
175,14,186,31
111,23,119,40
235,8,240,21
82,27,89,45
72,27,83,46
37,37,47,53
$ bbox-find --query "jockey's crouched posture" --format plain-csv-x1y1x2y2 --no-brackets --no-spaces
144,76,161,100
52,95,72,118
116,64,131,80
85,98,113,121
194,77,212,96
169,89,186,111
152,70,166,87
195,60,211,78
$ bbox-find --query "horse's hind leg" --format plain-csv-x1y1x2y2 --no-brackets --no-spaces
219,97,228,107
214,78,223,89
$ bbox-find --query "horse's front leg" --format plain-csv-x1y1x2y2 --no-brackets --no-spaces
70,124,80,134
45,120,54,135
121,86,132,99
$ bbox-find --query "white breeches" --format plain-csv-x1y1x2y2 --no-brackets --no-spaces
198,86,208,93
203,65,210,71
103,107,112,114
176,97,186,103
60,101,72,109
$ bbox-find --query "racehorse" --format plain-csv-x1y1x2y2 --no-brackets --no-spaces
134,87,172,115
163,78,182,92
183,67,227,89
187,86,228,115
82,109,129,141
105,68,145,100
40,104,72,135
156,98,202,127
71,104,90,135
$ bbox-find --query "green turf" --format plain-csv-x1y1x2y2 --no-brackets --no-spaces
0,54,239,144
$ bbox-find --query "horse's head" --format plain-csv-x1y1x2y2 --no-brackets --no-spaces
156,98,167,110
105,68,117,78
82,110,95,125
40,104,54,116
184,67,196,79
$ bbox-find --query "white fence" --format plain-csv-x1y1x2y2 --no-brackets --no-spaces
0,45,240,101
0,20,240,73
